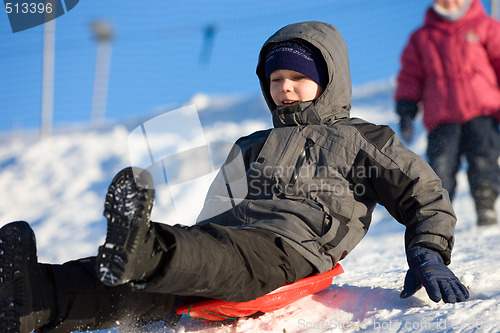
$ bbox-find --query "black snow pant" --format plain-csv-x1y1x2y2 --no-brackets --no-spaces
427,116,500,201
42,223,315,332
41,258,175,332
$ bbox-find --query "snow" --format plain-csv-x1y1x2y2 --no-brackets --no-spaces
1,80,500,333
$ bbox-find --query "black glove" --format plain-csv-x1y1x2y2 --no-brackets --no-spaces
399,114,414,143
400,246,469,303
395,100,418,143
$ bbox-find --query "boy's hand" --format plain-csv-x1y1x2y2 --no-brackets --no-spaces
400,246,469,303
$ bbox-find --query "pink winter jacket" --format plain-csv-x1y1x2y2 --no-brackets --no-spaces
395,0,500,132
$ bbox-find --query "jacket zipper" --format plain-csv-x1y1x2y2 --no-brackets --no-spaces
289,138,314,186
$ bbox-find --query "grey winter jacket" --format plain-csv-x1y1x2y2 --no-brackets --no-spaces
197,21,456,273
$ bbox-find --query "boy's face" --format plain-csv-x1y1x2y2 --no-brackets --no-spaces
269,69,324,107
434,0,467,12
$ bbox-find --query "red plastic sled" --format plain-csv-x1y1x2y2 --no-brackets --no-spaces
175,263,343,322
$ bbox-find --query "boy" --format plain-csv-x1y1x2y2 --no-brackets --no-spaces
395,0,500,226
1,21,468,332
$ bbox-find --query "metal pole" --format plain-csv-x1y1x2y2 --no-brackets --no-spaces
90,21,113,127
493,0,499,19
41,19,55,138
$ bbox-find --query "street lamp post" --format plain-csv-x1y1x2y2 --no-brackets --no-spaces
41,19,55,138
493,0,499,19
90,20,113,127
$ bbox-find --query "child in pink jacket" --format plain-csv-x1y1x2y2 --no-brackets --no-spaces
395,0,500,226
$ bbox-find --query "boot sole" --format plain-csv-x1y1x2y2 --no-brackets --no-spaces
477,209,498,226
0,221,37,333
478,219,498,226
97,167,155,287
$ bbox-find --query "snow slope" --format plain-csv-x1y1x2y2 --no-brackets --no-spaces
1,80,500,333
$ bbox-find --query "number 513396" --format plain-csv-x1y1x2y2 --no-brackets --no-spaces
5,2,53,14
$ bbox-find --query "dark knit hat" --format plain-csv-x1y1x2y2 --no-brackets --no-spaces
264,39,328,88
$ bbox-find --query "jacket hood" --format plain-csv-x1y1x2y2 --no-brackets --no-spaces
425,0,485,28
256,21,352,128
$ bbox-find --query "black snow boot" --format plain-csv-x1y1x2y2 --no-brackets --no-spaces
96,167,164,287
474,181,498,226
0,221,56,333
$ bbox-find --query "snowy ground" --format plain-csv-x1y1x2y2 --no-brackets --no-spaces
1,80,499,332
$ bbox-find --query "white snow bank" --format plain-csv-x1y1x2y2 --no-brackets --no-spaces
1,83,499,332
